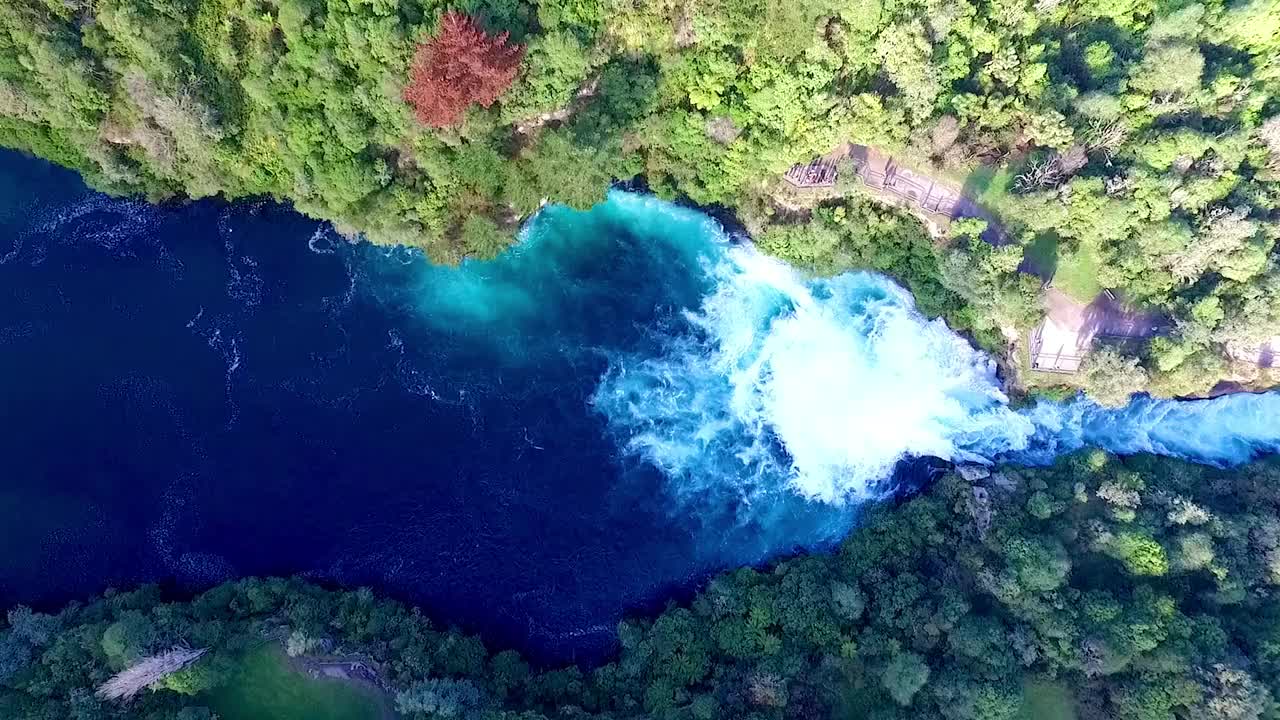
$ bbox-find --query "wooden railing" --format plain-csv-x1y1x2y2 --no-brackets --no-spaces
1029,323,1086,374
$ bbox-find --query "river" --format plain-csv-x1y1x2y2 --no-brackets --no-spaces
1,150,1276,663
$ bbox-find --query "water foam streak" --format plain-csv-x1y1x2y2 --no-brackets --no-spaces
1013,392,1280,467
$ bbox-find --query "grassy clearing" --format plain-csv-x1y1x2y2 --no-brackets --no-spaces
1017,680,1078,720
1053,246,1102,303
962,165,1018,206
205,647,386,720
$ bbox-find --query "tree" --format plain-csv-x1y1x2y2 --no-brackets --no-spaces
1081,349,1148,407
499,31,590,123
1260,116,1280,163
395,678,487,718
6,606,59,647
0,631,32,685
535,0,604,32
882,651,930,705
831,581,866,621
403,12,525,128
284,629,328,657
876,21,942,121
1193,664,1271,720
1128,43,1204,99
1171,533,1215,572
100,611,157,666
1104,532,1169,576
459,215,509,259
504,130,614,212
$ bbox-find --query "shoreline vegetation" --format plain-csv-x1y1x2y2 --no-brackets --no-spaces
2,0,1278,404
5,452,1280,720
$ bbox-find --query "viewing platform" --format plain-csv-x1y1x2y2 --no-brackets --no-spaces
783,158,838,187
1029,289,1167,374
783,145,1001,243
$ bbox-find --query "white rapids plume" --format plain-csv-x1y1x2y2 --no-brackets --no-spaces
592,246,1037,504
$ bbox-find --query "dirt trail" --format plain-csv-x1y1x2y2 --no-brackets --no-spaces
288,653,398,720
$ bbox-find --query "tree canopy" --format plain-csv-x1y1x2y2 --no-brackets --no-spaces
403,12,525,128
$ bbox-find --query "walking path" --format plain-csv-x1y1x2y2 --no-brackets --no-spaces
786,144,1005,245
781,146,1274,376
289,653,397,720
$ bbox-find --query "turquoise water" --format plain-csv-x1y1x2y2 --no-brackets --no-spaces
1,149,1277,663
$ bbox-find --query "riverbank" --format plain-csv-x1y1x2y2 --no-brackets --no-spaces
8,453,1280,720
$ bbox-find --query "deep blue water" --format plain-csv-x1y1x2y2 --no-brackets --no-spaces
2,150,1278,664
0,152,850,662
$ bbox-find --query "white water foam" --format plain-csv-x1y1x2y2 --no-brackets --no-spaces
1012,392,1280,466
593,245,1037,504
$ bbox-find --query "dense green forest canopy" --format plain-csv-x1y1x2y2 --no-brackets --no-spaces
5,453,1280,720
0,0,1277,394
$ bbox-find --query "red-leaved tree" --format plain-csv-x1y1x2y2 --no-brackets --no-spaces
403,12,525,128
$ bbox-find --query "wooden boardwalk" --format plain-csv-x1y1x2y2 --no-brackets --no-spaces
785,145,1003,243
783,158,838,187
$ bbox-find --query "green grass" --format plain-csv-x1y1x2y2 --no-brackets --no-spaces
1053,245,1102,303
205,646,386,720
961,164,1017,205
1017,681,1078,720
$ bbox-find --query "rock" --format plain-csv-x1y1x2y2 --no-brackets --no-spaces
991,472,1016,491
956,464,991,482
969,486,992,539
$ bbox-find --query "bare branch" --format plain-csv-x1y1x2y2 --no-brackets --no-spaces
96,647,208,701
1014,156,1064,193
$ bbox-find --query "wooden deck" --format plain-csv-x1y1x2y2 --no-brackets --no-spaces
785,145,1003,243
1028,322,1086,374
783,158,838,187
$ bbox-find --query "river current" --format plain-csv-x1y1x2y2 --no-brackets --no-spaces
1,151,1276,662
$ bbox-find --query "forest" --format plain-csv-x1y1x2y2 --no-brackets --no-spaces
2,0,1279,401
3,453,1280,720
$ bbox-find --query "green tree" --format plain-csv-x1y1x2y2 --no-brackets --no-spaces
395,678,487,718
1081,349,1149,407
1104,532,1169,576
881,651,931,706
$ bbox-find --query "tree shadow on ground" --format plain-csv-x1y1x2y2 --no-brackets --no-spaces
1020,233,1059,280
